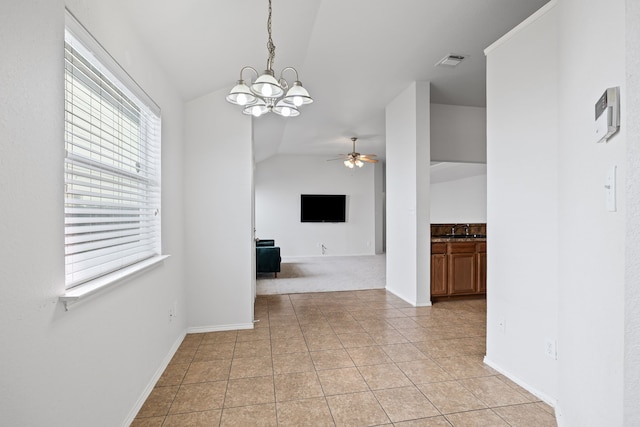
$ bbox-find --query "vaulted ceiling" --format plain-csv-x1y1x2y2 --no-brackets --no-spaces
117,0,549,161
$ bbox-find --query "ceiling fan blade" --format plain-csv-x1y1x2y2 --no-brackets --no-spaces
359,157,378,163
359,154,377,158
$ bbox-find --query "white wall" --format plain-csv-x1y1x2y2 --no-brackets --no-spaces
485,0,559,407
255,154,378,257
430,173,487,223
0,1,186,426
556,0,627,425
487,0,634,425
625,1,640,424
431,103,487,163
184,89,255,330
374,161,385,254
385,82,431,306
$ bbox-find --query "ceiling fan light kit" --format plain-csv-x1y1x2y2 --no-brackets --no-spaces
344,158,364,168
226,0,313,118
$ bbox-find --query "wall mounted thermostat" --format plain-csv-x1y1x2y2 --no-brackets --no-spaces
595,86,620,143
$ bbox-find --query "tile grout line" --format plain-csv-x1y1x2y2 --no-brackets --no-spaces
295,293,340,426
133,293,554,426
160,335,199,424
270,295,280,426
217,327,238,424
364,323,446,424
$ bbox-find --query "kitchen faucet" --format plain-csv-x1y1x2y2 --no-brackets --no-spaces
451,224,470,235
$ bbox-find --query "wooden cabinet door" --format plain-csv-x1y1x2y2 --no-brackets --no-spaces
448,252,476,295
431,253,448,296
476,251,487,293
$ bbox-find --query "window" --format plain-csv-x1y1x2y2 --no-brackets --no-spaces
64,14,162,289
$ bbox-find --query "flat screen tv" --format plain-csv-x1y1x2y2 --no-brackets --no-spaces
300,194,346,223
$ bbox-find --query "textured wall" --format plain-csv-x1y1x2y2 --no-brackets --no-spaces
184,89,255,331
485,1,560,406
255,154,378,257
431,104,487,163
624,0,640,424
0,1,187,426
556,0,627,424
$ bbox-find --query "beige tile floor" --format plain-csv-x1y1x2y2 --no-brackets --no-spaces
131,290,556,426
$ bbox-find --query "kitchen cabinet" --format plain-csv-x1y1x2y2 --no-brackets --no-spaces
476,242,486,293
431,241,486,298
449,243,476,294
431,243,448,296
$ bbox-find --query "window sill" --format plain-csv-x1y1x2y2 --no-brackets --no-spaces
60,255,170,311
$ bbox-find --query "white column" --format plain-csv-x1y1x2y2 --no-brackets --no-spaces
184,89,255,331
385,81,431,306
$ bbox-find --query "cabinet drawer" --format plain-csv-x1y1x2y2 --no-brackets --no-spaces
476,242,486,252
448,242,476,254
431,242,447,254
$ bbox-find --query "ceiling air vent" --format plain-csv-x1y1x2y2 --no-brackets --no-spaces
435,54,467,67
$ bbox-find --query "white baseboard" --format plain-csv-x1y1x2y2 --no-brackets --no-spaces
415,301,433,307
282,253,380,259
187,322,254,333
483,355,559,411
122,329,187,427
122,321,256,426
384,287,432,307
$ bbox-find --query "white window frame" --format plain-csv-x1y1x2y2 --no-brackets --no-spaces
61,11,166,309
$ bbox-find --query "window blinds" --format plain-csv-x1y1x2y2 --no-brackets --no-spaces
64,27,161,289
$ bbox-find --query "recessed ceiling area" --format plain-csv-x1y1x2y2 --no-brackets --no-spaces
431,162,487,184
115,0,549,161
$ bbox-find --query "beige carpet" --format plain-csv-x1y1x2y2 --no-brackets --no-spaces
256,254,386,295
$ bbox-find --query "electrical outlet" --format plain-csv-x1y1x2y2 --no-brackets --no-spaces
497,318,506,334
545,339,557,360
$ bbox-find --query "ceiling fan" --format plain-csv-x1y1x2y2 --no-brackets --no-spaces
329,137,378,168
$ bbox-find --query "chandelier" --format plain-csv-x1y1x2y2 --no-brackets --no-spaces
226,0,313,117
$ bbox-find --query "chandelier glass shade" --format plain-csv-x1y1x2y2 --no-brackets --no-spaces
226,0,313,117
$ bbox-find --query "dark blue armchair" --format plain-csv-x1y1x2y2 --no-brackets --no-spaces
256,239,281,277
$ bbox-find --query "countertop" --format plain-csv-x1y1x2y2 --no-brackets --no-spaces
431,235,487,243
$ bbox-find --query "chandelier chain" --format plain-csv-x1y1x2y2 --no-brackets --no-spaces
267,0,276,68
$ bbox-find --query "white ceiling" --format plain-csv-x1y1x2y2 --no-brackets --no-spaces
117,0,548,162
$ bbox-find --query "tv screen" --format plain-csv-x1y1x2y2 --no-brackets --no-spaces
300,194,346,223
